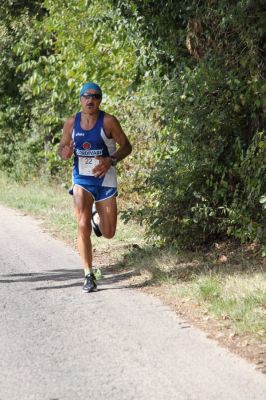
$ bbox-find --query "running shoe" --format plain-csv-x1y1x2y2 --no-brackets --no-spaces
83,273,97,293
91,205,102,237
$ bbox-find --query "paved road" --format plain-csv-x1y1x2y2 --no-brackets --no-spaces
0,204,265,400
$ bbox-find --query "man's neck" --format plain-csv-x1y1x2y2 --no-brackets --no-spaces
80,110,100,130
82,110,100,120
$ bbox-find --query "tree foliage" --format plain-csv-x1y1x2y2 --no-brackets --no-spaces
0,0,265,247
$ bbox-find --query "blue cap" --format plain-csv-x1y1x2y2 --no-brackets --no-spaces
80,82,102,97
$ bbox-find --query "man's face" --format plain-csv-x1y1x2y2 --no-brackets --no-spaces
80,89,102,114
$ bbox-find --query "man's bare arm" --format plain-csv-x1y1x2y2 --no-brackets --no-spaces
58,117,74,160
106,115,132,162
93,114,132,178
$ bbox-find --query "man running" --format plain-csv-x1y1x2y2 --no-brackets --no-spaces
58,82,132,292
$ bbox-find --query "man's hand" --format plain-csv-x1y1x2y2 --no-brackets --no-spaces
93,156,112,178
58,140,73,160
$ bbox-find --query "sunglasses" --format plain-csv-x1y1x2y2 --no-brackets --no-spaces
81,93,102,100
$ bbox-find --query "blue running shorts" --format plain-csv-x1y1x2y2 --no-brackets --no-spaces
69,184,117,202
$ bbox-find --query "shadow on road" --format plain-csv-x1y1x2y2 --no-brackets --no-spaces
0,267,139,291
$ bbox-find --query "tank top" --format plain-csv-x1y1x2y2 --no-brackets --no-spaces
71,111,117,187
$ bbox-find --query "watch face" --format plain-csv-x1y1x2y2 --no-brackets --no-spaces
111,158,117,166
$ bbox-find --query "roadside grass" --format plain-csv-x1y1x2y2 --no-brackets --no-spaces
0,172,265,343
0,172,143,251
0,173,77,244
173,273,266,336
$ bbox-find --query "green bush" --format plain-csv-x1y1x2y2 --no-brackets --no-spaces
0,0,265,247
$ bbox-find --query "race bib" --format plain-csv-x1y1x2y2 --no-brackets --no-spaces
78,157,99,176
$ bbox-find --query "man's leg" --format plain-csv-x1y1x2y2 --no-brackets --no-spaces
73,185,98,292
73,185,94,270
95,195,117,239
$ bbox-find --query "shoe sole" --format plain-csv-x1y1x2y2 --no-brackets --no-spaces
83,287,98,293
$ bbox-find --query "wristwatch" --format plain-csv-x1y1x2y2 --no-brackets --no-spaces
110,157,118,167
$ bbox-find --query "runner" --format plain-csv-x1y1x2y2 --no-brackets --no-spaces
58,82,132,292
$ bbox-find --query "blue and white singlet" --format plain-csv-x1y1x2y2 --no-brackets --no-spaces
72,111,117,187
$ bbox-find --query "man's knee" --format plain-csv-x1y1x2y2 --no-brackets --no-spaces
78,219,92,236
102,226,116,239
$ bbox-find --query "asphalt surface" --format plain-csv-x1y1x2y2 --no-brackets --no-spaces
0,204,265,400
